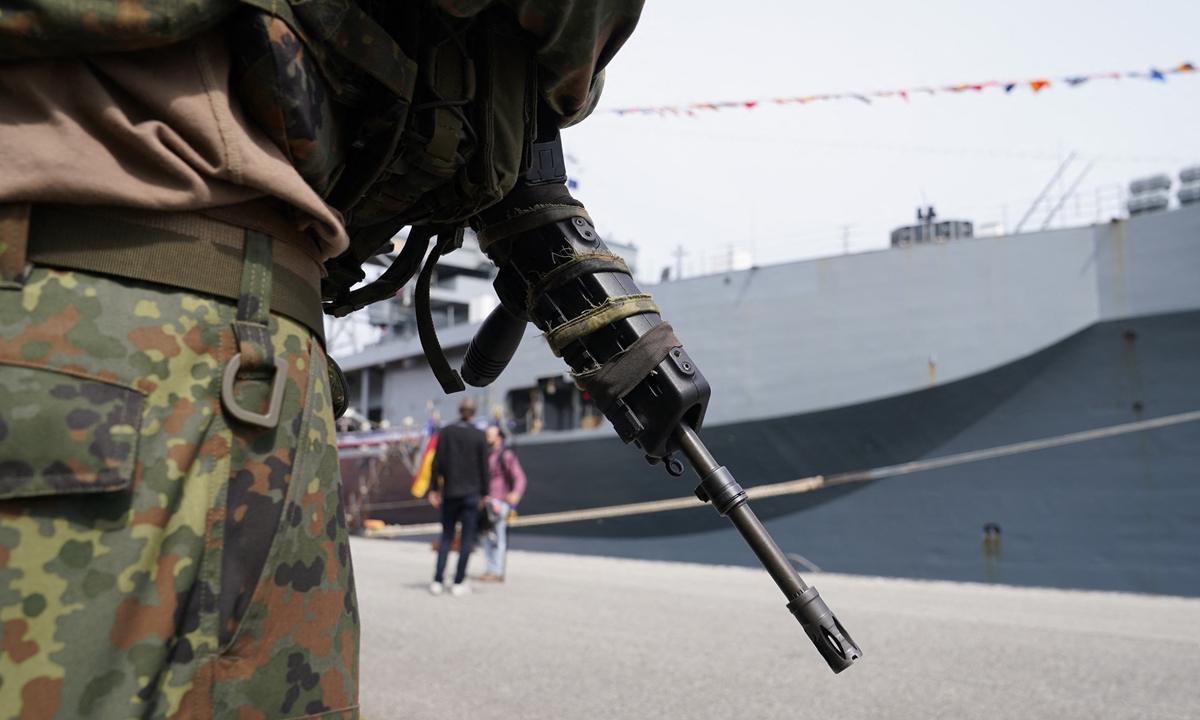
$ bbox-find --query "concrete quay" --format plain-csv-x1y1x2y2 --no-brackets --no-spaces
353,537,1200,720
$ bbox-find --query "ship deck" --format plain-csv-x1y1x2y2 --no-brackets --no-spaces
354,537,1200,720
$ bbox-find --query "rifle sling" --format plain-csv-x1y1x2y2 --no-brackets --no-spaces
416,226,467,394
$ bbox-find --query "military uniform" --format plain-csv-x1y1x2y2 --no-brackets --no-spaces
0,0,642,717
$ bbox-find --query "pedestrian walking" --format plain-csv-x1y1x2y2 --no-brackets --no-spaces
476,426,527,582
426,398,490,596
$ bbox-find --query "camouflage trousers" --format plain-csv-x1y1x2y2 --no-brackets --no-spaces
0,267,358,719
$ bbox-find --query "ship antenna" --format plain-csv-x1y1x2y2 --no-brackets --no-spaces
1040,160,1096,230
1015,152,1077,233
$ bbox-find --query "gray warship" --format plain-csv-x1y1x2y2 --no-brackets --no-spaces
335,168,1200,597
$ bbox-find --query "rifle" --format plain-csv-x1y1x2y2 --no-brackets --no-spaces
459,118,862,673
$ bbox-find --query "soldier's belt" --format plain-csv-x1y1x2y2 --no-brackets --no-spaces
24,204,325,342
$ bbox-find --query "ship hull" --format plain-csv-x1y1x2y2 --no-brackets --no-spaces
339,205,1200,597
507,310,1200,597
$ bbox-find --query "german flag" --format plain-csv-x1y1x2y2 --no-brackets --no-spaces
410,432,438,497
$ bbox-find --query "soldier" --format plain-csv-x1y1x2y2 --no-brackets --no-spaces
0,1,644,717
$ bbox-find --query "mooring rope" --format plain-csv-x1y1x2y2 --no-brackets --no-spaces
364,408,1200,538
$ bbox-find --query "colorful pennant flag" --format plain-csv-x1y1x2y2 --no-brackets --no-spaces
601,61,1194,117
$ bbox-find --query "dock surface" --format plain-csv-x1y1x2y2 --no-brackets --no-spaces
353,538,1200,720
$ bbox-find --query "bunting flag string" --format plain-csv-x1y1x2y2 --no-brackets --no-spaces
602,61,1195,117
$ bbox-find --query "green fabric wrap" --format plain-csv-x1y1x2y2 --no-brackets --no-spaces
543,294,658,357
525,252,629,312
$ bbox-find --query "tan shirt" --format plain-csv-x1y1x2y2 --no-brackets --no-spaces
0,31,349,261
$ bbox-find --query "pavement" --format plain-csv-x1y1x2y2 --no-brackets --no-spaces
353,537,1200,720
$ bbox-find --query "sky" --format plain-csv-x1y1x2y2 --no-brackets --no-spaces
561,0,1200,282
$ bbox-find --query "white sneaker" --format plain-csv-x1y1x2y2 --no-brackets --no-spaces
429,581,444,596
449,583,472,597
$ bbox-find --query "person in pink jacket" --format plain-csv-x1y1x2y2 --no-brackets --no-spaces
477,426,528,581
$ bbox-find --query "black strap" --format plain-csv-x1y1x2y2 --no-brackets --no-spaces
416,226,467,394
325,225,436,317
472,183,590,254
579,322,682,413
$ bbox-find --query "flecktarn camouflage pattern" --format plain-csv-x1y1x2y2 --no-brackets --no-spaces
444,0,642,126
0,0,648,717
0,267,358,719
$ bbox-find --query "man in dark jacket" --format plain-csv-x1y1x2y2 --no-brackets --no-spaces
427,397,490,596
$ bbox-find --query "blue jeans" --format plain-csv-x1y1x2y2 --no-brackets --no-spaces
480,500,510,576
434,494,480,585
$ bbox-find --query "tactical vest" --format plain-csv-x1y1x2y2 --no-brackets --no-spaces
2,0,556,393
226,0,538,308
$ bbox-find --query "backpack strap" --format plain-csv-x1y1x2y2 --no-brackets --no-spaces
498,448,515,491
